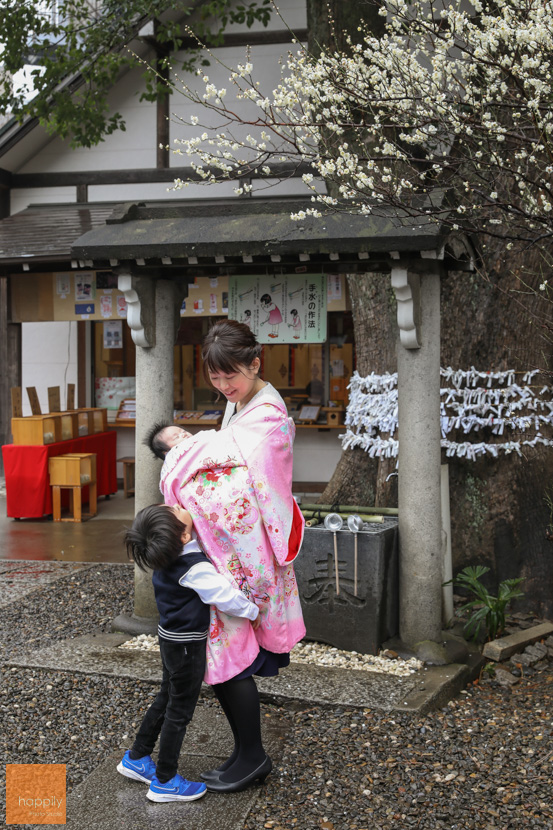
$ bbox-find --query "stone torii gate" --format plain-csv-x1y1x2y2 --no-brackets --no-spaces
72,198,475,652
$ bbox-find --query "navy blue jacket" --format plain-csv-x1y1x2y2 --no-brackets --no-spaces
152,549,210,643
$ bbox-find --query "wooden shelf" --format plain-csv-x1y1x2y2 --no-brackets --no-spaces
115,398,136,426
175,410,223,426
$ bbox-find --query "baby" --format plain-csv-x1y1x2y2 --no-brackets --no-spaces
145,422,192,461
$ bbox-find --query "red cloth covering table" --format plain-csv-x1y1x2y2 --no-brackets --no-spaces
2,431,118,519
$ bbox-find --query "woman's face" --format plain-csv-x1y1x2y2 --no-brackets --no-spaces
208,359,260,404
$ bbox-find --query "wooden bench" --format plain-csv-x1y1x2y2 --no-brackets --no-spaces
118,456,135,497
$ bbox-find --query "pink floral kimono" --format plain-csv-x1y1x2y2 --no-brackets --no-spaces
160,384,306,684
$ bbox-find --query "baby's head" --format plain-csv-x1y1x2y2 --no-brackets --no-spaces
124,503,194,571
145,421,189,460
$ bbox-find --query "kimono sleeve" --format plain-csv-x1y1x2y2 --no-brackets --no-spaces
160,428,245,507
231,404,305,566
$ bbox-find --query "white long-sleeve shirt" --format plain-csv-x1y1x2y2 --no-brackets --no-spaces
178,539,259,621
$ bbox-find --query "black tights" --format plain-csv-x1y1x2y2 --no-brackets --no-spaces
212,676,267,783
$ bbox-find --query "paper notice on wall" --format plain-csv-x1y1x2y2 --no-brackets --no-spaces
100,294,113,318
103,320,123,349
116,296,128,318
56,273,70,297
180,276,229,317
75,272,95,302
327,274,342,302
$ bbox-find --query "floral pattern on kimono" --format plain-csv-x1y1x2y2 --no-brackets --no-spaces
160,387,305,684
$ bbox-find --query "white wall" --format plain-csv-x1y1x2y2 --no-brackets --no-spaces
292,429,343,483
21,321,79,415
13,0,307,178
17,66,157,174
10,187,76,215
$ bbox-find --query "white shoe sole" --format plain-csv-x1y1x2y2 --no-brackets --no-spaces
146,789,206,803
116,761,152,784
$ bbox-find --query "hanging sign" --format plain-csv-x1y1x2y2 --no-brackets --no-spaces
229,274,327,343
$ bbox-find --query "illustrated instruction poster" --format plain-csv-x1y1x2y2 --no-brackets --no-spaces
229,274,327,343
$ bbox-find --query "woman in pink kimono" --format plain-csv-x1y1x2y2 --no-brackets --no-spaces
159,320,305,794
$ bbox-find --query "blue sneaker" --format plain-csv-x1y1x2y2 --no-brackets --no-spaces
147,773,207,803
117,750,156,784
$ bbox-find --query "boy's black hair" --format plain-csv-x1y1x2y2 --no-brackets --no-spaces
144,421,173,460
124,504,185,571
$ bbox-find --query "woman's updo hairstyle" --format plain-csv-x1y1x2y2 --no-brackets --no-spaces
202,319,262,383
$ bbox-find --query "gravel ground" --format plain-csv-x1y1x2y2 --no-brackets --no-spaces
1,562,553,829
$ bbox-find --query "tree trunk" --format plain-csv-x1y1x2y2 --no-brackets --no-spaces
320,272,397,507
439,244,553,618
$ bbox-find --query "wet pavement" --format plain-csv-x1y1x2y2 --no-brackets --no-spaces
0,481,132,563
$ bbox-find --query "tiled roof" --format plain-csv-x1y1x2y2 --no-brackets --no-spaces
0,203,114,265
72,198,449,267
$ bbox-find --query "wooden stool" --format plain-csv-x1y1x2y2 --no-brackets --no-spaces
48,453,97,522
118,456,135,497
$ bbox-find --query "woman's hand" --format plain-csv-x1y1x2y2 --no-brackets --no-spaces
252,612,262,631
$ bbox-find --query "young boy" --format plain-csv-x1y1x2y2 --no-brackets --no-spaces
117,502,259,803
145,422,192,461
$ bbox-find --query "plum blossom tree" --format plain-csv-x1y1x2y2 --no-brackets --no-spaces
170,0,553,256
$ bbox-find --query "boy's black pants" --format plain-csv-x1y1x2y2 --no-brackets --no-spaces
131,637,206,782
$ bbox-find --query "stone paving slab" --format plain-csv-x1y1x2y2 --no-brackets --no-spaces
21,708,289,830
0,560,89,608
4,632,482,713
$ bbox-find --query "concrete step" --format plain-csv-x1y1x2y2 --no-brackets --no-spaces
24,707,290,830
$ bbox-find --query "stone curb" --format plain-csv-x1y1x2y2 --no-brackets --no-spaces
5,631,483,715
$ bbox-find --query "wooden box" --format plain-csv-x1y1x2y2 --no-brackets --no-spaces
81,408,108,433
11,414,62,445
49,453,97,487
60,412,79,441
322,407,345,426
68,408,108,435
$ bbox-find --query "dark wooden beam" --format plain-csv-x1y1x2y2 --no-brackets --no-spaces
0,167,12,187
179,28,307,50
0,277,22,464
77,321,87,408
12,162,312,189
157,61,170,169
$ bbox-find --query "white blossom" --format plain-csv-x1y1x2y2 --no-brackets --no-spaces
167,0,553,245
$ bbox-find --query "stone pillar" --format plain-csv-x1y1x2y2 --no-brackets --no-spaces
394,265,442,647
113,273,182,634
